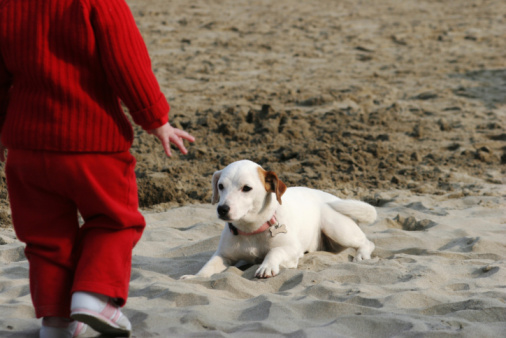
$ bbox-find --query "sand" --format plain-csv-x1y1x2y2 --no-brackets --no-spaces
0,0,505,336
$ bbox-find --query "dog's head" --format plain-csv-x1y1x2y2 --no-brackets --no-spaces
211,160,287,223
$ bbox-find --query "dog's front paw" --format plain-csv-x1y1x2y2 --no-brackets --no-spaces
180,274,197,280
255,263,280,279
354,240,375,262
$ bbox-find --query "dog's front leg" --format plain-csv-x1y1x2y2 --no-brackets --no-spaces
181,252,231,279
255,247,299,278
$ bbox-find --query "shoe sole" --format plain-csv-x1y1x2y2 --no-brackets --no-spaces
71,311,131,337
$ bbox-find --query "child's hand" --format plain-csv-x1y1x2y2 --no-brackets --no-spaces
148,122,195,157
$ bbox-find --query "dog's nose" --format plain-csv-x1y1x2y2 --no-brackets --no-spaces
217,205,230,217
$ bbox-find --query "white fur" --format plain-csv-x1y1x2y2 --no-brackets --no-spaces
181,160,376,279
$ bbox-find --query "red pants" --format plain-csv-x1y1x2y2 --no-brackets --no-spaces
6,150,145,318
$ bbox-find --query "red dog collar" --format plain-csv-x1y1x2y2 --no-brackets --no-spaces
228,214,278,236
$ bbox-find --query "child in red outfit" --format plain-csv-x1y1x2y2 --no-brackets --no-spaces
0,0,195,336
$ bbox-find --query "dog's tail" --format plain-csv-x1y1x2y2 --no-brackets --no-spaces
327,199,377,225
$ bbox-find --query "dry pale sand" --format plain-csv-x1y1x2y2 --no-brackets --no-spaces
0,0,505,337
0,185,505,337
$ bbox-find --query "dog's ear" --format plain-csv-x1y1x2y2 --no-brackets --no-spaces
260,168,287,205
211,170,222,205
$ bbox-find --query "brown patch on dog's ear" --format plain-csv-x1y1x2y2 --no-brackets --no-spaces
211,170,222,204
257,167,287,205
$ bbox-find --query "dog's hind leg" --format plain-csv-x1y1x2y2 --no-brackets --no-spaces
320,204,375,261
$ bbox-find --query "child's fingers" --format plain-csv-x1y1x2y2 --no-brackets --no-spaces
175,129,195,143
171,135,188,155
151,124,194,157
160,137,172,157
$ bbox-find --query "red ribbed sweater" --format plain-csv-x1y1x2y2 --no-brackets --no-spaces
0,0,169,152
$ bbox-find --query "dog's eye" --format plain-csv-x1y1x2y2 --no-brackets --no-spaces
242,186,252,192
218,184,224,190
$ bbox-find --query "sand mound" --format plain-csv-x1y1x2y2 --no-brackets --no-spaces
2,191,505,337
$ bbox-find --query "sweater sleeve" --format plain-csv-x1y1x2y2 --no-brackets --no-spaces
89,0,169,130
0,56,11,131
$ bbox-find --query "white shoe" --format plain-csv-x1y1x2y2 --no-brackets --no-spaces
70,292,131,337
40,317,87,338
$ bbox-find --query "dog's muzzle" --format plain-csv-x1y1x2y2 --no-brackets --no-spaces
217,204,230,219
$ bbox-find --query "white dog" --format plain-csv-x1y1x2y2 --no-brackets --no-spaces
182,160,376,279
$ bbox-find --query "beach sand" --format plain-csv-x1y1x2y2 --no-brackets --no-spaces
0,0,505,336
